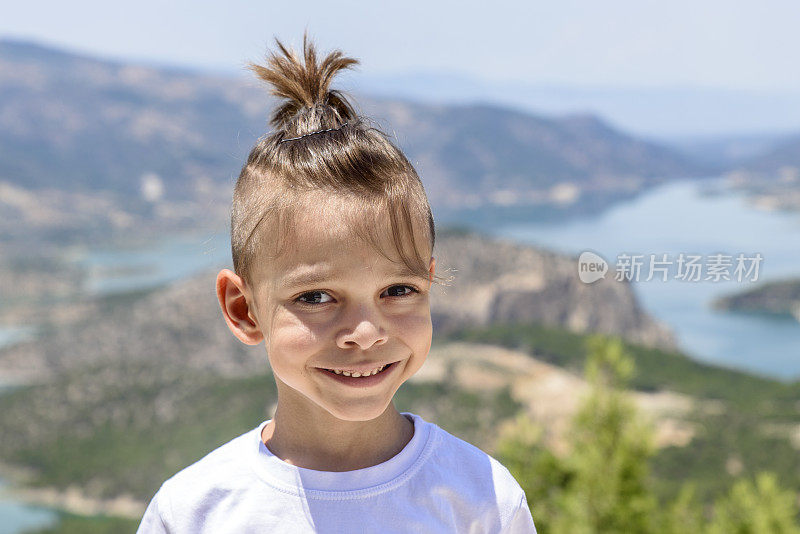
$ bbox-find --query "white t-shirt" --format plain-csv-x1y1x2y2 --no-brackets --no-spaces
136,412,537,533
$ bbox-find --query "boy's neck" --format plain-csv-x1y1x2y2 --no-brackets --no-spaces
261,395,414,472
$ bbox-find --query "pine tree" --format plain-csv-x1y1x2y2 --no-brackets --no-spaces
549,335,658,534
707,472,800,534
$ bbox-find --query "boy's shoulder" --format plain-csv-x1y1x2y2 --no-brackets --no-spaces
423,417,527,505
159,422,261,496
137,424,265,533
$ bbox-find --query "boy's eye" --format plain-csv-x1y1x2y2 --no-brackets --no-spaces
383,285,418,298
296,291,333,305
294,285,419,306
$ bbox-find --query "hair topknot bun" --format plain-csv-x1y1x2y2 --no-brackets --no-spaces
247,32,359,133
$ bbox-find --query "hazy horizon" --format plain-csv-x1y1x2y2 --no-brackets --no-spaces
4,32,800,140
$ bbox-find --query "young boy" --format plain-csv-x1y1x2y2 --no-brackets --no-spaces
136,34,537,533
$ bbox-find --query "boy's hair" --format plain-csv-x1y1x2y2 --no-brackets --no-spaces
231,33,447,289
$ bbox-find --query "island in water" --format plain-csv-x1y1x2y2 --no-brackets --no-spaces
713,278,800,322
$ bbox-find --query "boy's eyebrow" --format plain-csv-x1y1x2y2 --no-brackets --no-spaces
280,269,335,288
280,265,425,288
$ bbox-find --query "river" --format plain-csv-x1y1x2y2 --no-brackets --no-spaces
494,176,800,379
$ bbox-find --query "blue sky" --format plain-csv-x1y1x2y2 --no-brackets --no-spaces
2,0,798,91
4,1,800,138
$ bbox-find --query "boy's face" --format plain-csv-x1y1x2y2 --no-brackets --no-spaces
224,196,435,422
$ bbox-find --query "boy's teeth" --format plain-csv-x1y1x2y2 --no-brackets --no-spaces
330,364,388,377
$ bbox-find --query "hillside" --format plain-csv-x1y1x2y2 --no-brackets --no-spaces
3,314,799,520
0,340,695,518
364,102,708,209
0,38,710,246
741,132,800,174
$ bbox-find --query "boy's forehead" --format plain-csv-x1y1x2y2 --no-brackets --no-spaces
279,210,396,268
256,231,404,293
251,193,428,289
287,189,427,254
287,193,386,251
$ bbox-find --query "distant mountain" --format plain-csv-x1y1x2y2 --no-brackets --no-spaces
362,101,710,211
355,71,800,139
661,132,790,169
430,230,675,349
0,39,260,203
716,131,800,212
0,38,709,219
740,132,800,173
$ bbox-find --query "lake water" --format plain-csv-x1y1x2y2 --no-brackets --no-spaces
0,480,58,534
76,230,232,296
0,371,59,533
0,328,33,351
495,176,800,380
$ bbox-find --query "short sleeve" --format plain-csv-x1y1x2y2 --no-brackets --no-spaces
136,486,170,534
505,493,537,534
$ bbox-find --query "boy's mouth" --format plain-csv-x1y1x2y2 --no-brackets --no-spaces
320,361,396,377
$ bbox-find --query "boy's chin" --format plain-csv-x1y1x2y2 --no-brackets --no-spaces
322,400,396,422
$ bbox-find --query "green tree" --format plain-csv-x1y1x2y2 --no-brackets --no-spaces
496,333,800,533
549,335,658,534
657,483,706,534
707,472,800,534
495,412,573,533
496,335,658,533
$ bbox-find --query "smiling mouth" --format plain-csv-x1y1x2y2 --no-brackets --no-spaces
320,361,398,378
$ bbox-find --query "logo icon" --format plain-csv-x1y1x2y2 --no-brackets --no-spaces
578,251,608,284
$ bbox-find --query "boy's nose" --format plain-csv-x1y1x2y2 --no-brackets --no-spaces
335,305,389,350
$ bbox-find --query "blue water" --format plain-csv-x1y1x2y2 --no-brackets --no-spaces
0,493,57,534
0,328,34,351
495,176,800,380
76,228,231,296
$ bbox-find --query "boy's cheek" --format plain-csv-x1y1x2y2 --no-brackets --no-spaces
390,314,433,370
271,325,323,352
393,312,433,338
268,314,329,355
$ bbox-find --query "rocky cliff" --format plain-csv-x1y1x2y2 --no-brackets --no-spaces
431,230,675,348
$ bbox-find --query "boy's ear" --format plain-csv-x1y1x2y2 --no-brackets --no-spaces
428,257,436,284
216,269,264,346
